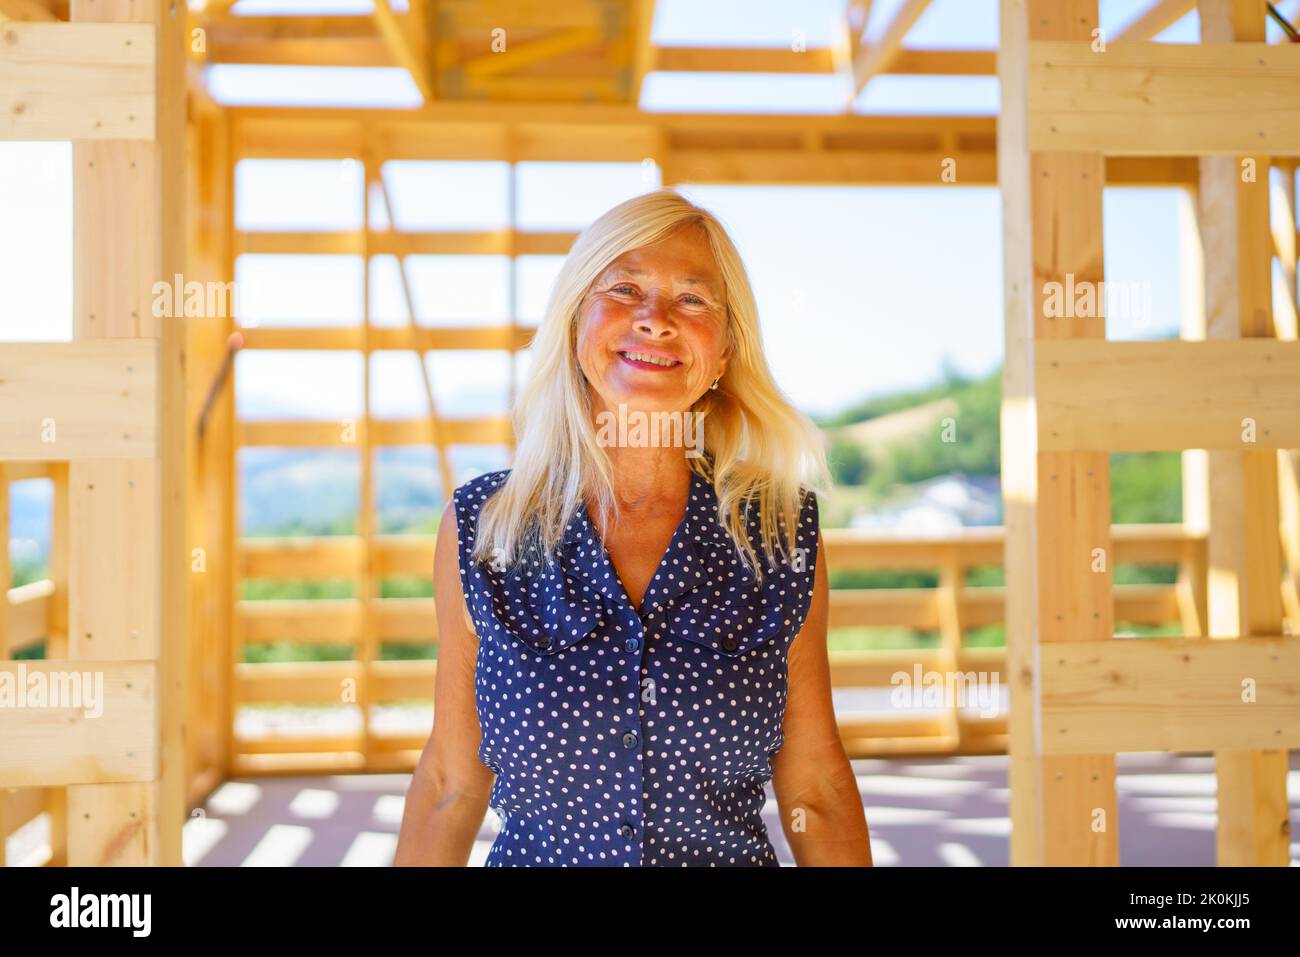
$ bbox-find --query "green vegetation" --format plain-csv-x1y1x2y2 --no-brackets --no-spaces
819,357,974,428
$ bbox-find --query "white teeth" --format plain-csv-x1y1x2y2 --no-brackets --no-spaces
621,351,677,367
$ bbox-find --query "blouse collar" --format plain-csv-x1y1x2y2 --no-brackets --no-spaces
556,465,737,617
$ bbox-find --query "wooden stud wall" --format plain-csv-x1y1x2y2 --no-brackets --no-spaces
1197,0,1291,868
0,0,187,866
1001,0,1299,866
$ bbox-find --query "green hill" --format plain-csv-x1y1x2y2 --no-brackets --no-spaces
817,363,1181,526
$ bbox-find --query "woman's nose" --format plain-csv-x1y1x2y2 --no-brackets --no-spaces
633,293,677,337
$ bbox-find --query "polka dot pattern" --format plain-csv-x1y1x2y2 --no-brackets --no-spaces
453,466,819,867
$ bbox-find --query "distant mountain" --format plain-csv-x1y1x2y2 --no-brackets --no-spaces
240,446,509,536
821,366,1002,493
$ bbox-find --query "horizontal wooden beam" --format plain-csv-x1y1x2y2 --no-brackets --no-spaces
232,103,998,137
0,660,156,787
0,22,154,140
1041,636,1300,753
1029,41,1300,155
224,107,1198,186
240,598,361,644
201,15,376,41
233,524,1199,582
0,0,57,21
829,583,1181,629
236,660,437,704
830,647,989,688
236,416,514,447
1037,340,1300,451
236,229,576,257
237,597,438,644
239,535,365,578
238,325,536,352
888,49,996,76
664,148,999,186
0,461,54,480
824,522,1202,568
205,38,997,76
0,341,156,460
653,46,995,76
231,580,1181,640
206,35,390,66
1104,155,1199,186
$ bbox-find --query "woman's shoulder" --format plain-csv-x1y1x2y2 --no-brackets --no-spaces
451,468,512,514
733,480,820,533
797,483,820,526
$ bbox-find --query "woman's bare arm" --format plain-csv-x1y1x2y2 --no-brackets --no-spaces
394,499,495,866
771,529,873,866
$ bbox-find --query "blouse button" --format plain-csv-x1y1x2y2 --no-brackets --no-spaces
618,823,635,841
622,730,638,749
721,635,739,652
536,635,552,649
624,637,640,653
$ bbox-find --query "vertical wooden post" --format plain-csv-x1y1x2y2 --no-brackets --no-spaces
1000,0,1117,866
1198,0,1291,868
45,461,70,864
187,102,234,799
359,149,378,767
1177,188,1210,637
68,0,186,866
935,551,964,748
220,113,238,778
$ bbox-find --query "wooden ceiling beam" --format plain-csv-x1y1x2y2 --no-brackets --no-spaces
200,15,376,39
847,0,874,44
207,36,391,67
373,0,434,100
630,0,655,103
220,105,1197,188
851,0,934,97
0,0,57,20
1112,0,1195,41
654,46,993,75
458,24,602,80
203,32,994,77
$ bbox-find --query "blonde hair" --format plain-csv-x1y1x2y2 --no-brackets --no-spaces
471,186,830,582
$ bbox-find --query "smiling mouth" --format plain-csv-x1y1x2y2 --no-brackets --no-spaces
618,351,682,370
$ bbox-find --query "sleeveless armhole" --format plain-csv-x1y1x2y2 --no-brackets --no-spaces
450,470,510,636
788,486,821,640
450,484,474,631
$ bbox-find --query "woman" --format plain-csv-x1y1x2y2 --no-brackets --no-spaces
395,188,872,866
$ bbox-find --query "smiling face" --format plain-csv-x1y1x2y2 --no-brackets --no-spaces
576,222,730,417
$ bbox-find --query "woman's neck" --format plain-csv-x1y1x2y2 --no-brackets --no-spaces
603,447,692,513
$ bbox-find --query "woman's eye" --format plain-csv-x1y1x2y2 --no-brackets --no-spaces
611,284,637,295
682,295,707,305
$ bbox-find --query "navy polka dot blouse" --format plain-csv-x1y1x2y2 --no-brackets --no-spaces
451,465,820,867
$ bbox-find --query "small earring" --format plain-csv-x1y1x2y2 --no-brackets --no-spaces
710,377,720,391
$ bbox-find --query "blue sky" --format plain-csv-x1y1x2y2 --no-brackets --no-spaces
4,0,1293,420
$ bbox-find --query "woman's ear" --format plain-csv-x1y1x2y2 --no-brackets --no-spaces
718,333,733,379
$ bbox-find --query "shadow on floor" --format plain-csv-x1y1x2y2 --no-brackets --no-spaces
185,751,1300,866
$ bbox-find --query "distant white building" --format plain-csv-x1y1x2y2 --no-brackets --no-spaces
850,474,1002,532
